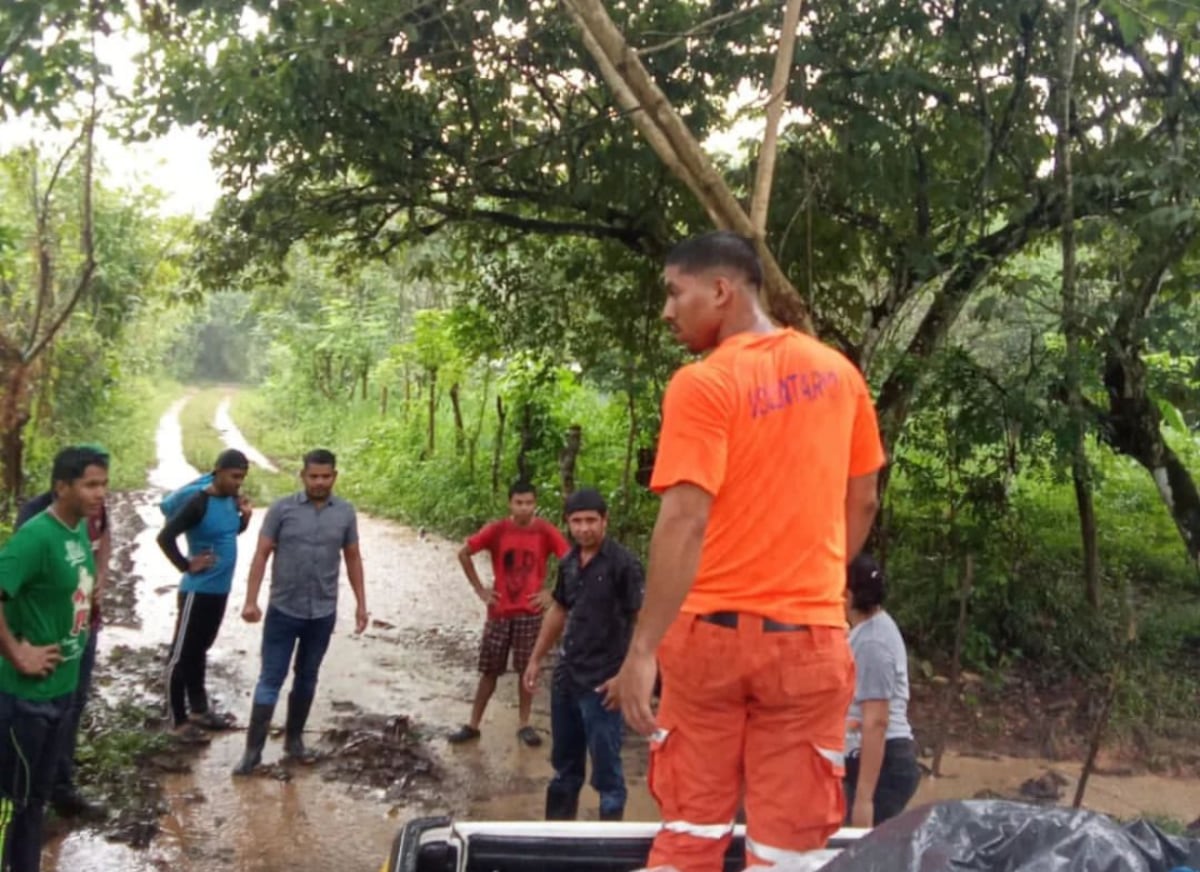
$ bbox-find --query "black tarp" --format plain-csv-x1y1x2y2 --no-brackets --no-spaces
817,800,1200,871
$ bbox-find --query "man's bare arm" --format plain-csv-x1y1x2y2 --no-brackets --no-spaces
0,603,61,678
627,483,711,659
605,484,710,733
851,698,890,827
458,544,495,606
344,542,368,632
846,471,880,561
241,535,276,622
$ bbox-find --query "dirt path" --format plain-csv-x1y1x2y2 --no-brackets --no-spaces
43,394,1200,870
47,394,656,872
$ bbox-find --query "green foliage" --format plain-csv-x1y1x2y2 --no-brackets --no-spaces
25,377,181,493
75,698,171,789
0,140,193,502
0,1,122,121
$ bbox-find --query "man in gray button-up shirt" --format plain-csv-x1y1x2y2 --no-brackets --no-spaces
232,449,367,776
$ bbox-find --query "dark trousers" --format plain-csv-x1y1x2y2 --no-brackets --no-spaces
0,692,74,872
252,606,336,707
166,591,228,726
53,627,98,797
548,683,626,818
843,737,921,826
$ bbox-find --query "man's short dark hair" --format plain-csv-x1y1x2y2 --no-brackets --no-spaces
303,449,337,469
52,446,108,487
215,448,250,471
665,231,763,290
847,553,887,612
509,480,536,499
48,444,109,490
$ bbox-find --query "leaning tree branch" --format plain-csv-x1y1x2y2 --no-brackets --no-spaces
24,107,97,364
563,0,812,330
750,0,804,234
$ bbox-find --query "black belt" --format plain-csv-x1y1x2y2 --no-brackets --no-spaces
697,611,810,633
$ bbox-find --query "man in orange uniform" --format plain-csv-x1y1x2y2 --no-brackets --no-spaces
603,231,885,871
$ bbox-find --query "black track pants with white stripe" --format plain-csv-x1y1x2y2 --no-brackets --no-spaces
166,591,228,726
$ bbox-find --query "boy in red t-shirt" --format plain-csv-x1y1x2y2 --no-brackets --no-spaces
449,481,568,747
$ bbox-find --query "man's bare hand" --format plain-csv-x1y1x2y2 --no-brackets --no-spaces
355,605,369,634
522,661,541,694
602,650,659,736
187,552,217,574
528,589,555,612
14,641,62,678
242,602,263,623
475,587,498,607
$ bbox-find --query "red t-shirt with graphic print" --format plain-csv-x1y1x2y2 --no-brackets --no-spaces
466,518,569,619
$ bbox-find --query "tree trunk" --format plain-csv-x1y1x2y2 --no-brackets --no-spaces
635,446,656,489
380,385,389,417
426,367,437,458
516,402,534,484
1055,0,1099,607
931,552,974,778
1101,349,1200,565
403,366,411,422
559,424,583,501
491,395,507,496
0,356,33,510
469,367,492,479
449,382,466,456
1074,590,1137,807
1073,465,1101,607
621,387,638,527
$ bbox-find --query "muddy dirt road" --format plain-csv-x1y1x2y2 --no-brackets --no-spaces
47,396,657,872
42,394,1200,870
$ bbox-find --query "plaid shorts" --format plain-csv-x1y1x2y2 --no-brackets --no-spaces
478,614,543,676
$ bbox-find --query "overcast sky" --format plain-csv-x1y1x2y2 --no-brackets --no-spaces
0,25,222,218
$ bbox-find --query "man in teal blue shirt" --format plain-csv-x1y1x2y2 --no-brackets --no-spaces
157,449,252,743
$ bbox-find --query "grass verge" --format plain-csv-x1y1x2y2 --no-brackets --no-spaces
177,385,297,505
96,377,182,491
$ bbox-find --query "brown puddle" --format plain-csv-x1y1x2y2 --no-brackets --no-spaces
41,395,1200,871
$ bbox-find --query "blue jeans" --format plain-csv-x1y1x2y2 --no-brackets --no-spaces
549,682,627,817
252,607,336,706
53,627,99,796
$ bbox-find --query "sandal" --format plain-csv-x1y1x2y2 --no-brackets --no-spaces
517,726,543,748
171,723,213,746
191,710,236,731
447,724,481,744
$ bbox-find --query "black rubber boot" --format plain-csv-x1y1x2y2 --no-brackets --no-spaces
284,691,319,763
544,783,580,821
232,703,274,776
599,808,625,822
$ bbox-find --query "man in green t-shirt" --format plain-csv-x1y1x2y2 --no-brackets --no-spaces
0,446,107,872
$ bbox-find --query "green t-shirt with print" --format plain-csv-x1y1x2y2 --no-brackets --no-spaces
0,510,95,700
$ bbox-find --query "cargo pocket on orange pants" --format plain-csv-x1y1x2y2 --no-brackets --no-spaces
647,724,678,813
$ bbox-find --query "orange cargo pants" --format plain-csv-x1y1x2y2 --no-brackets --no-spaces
647,613,854,872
